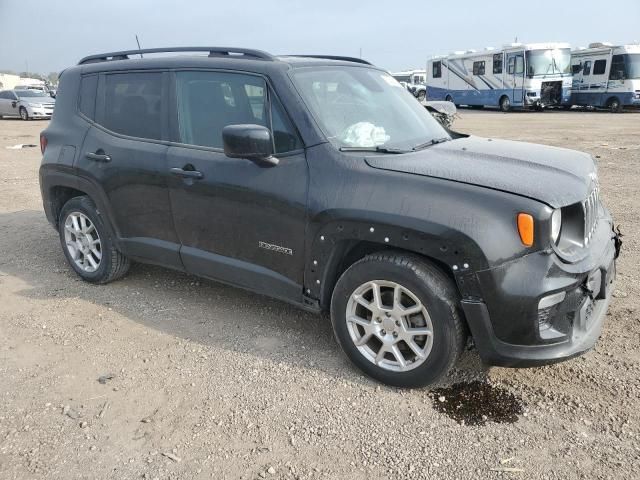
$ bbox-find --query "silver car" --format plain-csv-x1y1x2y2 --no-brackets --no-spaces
0,89,55,120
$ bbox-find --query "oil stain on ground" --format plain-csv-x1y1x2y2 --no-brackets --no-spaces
430,381,524,426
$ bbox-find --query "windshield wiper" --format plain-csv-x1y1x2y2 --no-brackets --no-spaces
339,146,409,154
412,137,450,151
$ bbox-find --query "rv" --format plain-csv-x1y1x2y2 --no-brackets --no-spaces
391,69,427,100
427,43,572,111
570,43,640,112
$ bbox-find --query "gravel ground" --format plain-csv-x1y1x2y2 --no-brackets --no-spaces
0,110,638,479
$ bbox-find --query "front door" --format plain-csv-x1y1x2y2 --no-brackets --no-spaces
78,71,182,268
507,52,525,105
167,70,308,303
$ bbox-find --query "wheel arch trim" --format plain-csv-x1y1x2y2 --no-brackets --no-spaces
304,216,487,311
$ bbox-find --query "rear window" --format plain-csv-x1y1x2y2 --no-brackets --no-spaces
79,75,98,120
102,72,164,140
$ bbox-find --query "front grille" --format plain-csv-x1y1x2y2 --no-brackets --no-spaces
583,185,599,245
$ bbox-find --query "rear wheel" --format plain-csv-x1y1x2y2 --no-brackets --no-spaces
58,196,130,284
499,95,511,112
330,252,465,388
417,90,426,102
19,107,29,121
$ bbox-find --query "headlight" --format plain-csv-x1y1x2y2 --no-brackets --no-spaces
551,209,562,244
28,103,43,108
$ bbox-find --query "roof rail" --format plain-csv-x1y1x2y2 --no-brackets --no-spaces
285,55,373,65
78,47,275,65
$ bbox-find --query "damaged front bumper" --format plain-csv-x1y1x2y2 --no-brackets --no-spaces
461,209,620,367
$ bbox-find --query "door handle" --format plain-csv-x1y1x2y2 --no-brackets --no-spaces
170,167,203,179
85,151,111,162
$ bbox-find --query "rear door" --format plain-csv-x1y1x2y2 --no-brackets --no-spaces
166,70,308,302
77,71,182,268
0,91,18,115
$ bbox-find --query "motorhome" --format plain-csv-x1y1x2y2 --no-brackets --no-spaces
391,69,427,100
426,43,572,111
570,43,640,112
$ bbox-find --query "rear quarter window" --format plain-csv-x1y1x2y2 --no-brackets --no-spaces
79,75,98,120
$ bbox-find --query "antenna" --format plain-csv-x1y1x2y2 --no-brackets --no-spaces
135,35,143,58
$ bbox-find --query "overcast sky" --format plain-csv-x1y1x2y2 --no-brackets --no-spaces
1,0,639,75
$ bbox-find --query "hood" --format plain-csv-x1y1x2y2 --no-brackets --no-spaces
364,136,596,208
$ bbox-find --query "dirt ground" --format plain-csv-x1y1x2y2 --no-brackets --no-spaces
0,110,638,480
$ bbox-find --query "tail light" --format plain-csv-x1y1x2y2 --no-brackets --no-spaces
40,133,47,154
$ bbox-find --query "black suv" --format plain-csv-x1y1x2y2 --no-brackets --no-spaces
39,47,620,387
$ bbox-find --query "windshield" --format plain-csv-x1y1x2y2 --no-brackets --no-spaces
291,67,449,150
525,48,571,77
15,90,50,98
626,54,640,79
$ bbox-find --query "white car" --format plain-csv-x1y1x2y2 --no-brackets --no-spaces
0,89,56,120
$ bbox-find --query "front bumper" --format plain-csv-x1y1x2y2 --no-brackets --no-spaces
462,208,619,367
27,106,54,118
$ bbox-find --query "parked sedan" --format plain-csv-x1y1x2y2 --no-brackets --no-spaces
0,89,55,120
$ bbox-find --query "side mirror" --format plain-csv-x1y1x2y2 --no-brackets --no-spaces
222,124,278,165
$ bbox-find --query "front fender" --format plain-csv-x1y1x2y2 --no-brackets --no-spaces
305,211,488,309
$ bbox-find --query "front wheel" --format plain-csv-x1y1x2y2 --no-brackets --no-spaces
19,107,29,121
608,97,622,113
330,252,465,388
58,196,130,284
499,96,511,112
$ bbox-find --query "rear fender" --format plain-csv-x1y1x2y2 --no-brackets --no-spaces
39,165,120,244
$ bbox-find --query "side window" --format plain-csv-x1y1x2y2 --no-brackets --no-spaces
79,75,98,120
507,57,515,75
102,72,164,140
0,91,8,99
270,95,303,154
515,56,524,75
473,61,485,75
176,71,301,153
583,61,592,76
593,59,607,75
432,61,442,78
610,55,625,80
493,54,503,74
572,63,582,74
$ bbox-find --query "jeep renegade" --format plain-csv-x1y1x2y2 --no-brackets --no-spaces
39,47,620,387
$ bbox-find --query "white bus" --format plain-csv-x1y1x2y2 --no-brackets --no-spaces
426,43,573,111
570,43,640,112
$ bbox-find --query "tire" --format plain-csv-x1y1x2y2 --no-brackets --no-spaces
417,90,426,102
499,96,511,112
58,196,130,284
19,106,29,121
607,97,622,113
330,252,465,388
445,95,453,103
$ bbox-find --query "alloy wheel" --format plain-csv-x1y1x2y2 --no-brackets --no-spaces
345,280,434,372
63,212,102,272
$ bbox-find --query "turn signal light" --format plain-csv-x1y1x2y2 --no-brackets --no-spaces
517,213,534,247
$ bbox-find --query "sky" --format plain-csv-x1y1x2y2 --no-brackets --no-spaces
1,0,639,75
